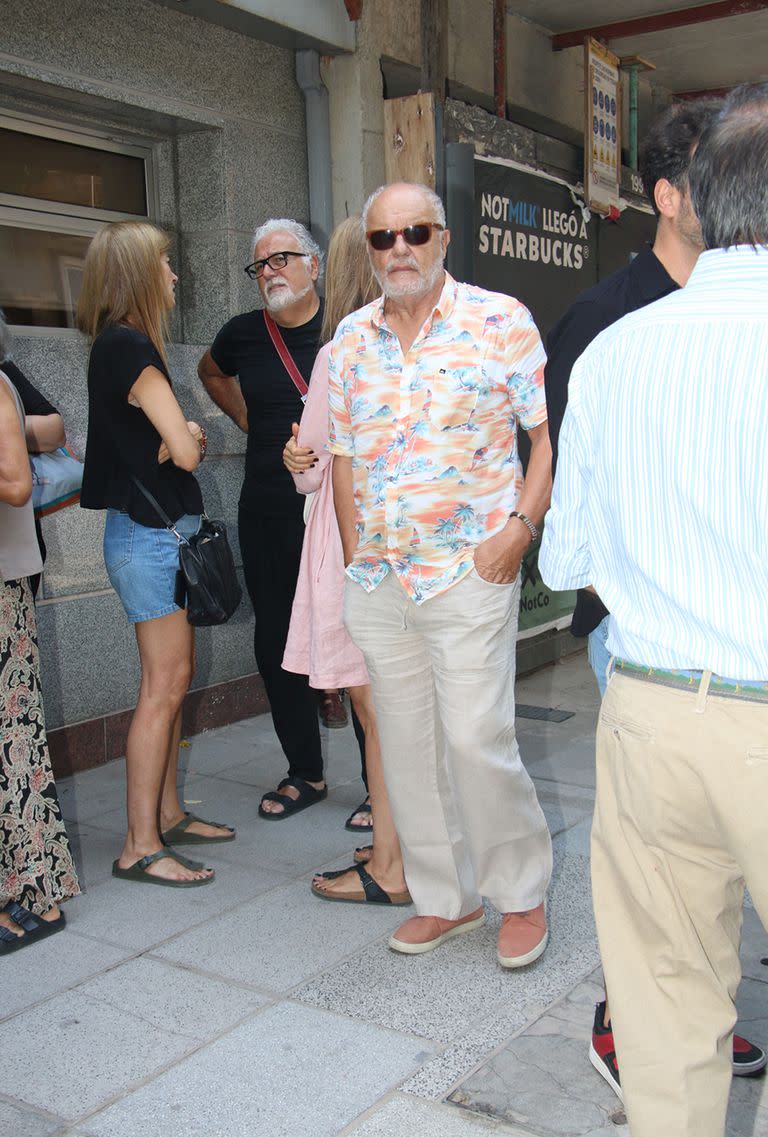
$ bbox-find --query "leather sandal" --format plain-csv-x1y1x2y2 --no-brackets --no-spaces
258,776,327,820
311,862,411,906
161,811,235,845
344,798,373,832
111,848,214,887
0,901,66,953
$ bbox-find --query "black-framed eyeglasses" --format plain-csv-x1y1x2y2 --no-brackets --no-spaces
244,250,306,279
366,223,444,251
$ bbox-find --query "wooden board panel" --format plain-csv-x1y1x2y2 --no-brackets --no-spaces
383,92,437,188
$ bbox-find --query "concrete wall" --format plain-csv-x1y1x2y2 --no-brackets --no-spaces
1,0,310,738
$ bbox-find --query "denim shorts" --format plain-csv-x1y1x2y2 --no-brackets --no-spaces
103,509,202,624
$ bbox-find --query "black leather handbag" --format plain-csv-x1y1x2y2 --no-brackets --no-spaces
132,477,242,626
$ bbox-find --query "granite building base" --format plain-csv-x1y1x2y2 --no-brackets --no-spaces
47,672,269,779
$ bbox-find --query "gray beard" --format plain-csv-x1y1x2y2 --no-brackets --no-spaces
265,280,313,313
376,256,444,300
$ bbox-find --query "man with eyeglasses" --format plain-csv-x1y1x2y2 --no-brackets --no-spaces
329,182,553,965
198,219,328,820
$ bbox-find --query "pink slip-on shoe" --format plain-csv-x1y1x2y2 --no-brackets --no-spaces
389,906,485,954
497,902,548,968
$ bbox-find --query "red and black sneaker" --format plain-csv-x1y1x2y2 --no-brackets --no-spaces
589,1000,623,1101
733,1034,768,1076
589,1001,767,1100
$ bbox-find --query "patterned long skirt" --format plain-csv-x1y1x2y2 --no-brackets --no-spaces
0,576,80,915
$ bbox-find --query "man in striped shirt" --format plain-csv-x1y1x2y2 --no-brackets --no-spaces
540,83,768,1137
545,102,765,1094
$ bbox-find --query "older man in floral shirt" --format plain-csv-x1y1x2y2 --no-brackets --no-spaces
329,181,553,965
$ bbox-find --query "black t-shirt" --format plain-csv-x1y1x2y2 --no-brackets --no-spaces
210,304,323,516
81,325,203,527
544,244,679,636
1,359,58,418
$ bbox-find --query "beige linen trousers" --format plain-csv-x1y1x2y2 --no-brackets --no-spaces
344,568,553,920
592,670,768,1137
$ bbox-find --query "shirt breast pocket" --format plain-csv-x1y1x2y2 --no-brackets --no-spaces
429,385,479,432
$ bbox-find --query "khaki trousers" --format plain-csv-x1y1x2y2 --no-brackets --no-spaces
592,670,768,1137
344,569,552,920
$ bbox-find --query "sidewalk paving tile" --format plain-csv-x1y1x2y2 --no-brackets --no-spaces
295,848,598,1046
0,990,197,1120
57,762,128,826
449,972,628,1136
64,822,129,889
451,1031,629,1137
153,876,404,992
68,858,289,952
0,916,130,1021
0,1099,66,1137
535,788,593,841
73,956,269,1039
524,742,597,791
398,1006,528,1102
75,1003,432,1137
341,1093,540,1135
172,776,366,874
451,968,768,1137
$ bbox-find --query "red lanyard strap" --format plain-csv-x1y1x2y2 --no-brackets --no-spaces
264,311,309,399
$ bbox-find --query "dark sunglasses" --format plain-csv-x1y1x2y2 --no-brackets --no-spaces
244,250,306,279
366,222,444,252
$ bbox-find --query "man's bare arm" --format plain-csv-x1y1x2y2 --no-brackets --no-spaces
197,350,248,433
513,421,553,529
331,455,357,568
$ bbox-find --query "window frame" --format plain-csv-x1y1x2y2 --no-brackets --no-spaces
0,110,160,337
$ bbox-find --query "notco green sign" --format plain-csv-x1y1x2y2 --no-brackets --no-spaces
518,541,575,639
473,157,590,638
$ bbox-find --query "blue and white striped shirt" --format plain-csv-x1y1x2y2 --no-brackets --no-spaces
539,246,768,679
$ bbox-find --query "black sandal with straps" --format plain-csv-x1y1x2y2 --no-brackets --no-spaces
258,776,327,820
311,862,411,906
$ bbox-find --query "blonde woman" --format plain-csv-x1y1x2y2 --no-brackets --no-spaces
282,217,409,906
77,221,233,888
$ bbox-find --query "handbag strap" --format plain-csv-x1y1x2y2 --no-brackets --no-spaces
130,474,184,540
263,311,309,400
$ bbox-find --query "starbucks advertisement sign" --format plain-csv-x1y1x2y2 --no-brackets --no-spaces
474,156,599,343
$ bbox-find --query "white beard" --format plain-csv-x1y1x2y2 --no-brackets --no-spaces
264,279,313,312
376,254,445,300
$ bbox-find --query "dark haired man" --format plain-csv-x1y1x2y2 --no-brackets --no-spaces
540,83,768,1137
544,98,765,1098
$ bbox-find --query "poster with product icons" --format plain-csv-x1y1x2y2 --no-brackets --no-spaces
585,36,621,214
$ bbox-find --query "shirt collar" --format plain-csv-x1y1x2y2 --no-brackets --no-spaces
686,244,768,289
370,271,458,332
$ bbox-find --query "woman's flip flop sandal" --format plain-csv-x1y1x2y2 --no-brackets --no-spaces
161,811,235,845
311,863,411,906
112,848,215,887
